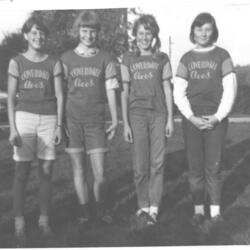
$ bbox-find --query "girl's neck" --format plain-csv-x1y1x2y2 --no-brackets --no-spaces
23,48,47,62
195,43,214,49
76,43,98,55
194,44,216,52
139,49,153,56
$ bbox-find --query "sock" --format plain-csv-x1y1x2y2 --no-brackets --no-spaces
149,206,158,215
210,205,220,217
15,216,25,231
38,215,49,227
194,205,205,215
137,207,150,215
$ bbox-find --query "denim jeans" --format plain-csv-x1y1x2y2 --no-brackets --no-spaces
130,110,167,209
182,117,228,205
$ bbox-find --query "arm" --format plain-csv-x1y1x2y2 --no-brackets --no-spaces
214,72,237,121
163,79,174,137
106,79,118,140
54,74,64,145
203,73,237,126
121,82,133,143
8,75,21,146
173,76,193,120
173,76,210,130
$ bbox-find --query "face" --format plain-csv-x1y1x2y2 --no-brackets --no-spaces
24,25,46,51
136,24,154,52
79,27,98,47
193,22,214,48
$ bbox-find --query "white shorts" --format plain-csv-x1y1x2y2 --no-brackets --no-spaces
13,111,57,161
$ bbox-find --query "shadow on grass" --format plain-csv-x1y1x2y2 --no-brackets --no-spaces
2,138,250,247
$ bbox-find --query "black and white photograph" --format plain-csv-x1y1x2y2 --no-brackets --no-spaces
0,0,250,248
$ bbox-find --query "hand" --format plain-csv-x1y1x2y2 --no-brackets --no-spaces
189,116,213,130
106,122,117,140
202,115,219,129
54,126,62,145
123,124,133,143
201,115,219,130
165,120,174,138
9,129,22,147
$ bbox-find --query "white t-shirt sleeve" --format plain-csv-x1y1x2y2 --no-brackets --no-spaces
214,72,237,122
105,78,119,90
173,76,194,119
8,59,19,78
62,63,69,80
53,60,63,77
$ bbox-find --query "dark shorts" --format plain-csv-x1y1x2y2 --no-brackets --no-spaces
65,119,108,155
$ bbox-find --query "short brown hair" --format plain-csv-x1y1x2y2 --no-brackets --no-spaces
22,15,49,37
190,12,218,44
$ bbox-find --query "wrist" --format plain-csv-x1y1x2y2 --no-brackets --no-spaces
189,115,195,121
167,117,174,123
10,126,17,133
213,114,222,123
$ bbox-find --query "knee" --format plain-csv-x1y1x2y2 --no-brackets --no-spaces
205,161,221,177
188,166,204,179
72,163,84,176
93,171,105,183
151,158,164,172
134,170,148,182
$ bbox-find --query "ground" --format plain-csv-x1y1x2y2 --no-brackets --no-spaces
1,121,250,247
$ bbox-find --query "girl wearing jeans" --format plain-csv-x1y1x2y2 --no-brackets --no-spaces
174,12,237,227
121,14,174,225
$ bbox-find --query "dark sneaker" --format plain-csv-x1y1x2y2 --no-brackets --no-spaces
147,213,158,225
210,214,224,223
205,214,224,232
39,223,53,236
190,213,205,227
39,224,57,246
133,210,151,230
78,216,90,225
96,209,113,225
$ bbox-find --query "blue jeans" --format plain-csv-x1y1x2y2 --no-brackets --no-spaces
130,110,167,209
182,117,228,205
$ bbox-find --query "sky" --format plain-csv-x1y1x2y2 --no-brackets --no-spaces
0,0,249,71
140,3,250,69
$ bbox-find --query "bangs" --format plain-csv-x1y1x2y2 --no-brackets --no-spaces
79,21,100,30
22,16,49,36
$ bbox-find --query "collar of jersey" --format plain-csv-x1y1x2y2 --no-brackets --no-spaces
193,45,216,53
74,46,99,57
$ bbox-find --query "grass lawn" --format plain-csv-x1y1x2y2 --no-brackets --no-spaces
1,121,250,247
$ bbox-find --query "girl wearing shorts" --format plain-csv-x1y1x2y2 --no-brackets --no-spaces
8,16,64,242
174,12,237,228
61,10,118,225
121,15,174,225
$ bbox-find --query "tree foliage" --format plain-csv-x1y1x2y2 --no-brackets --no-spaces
0,8,130,90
